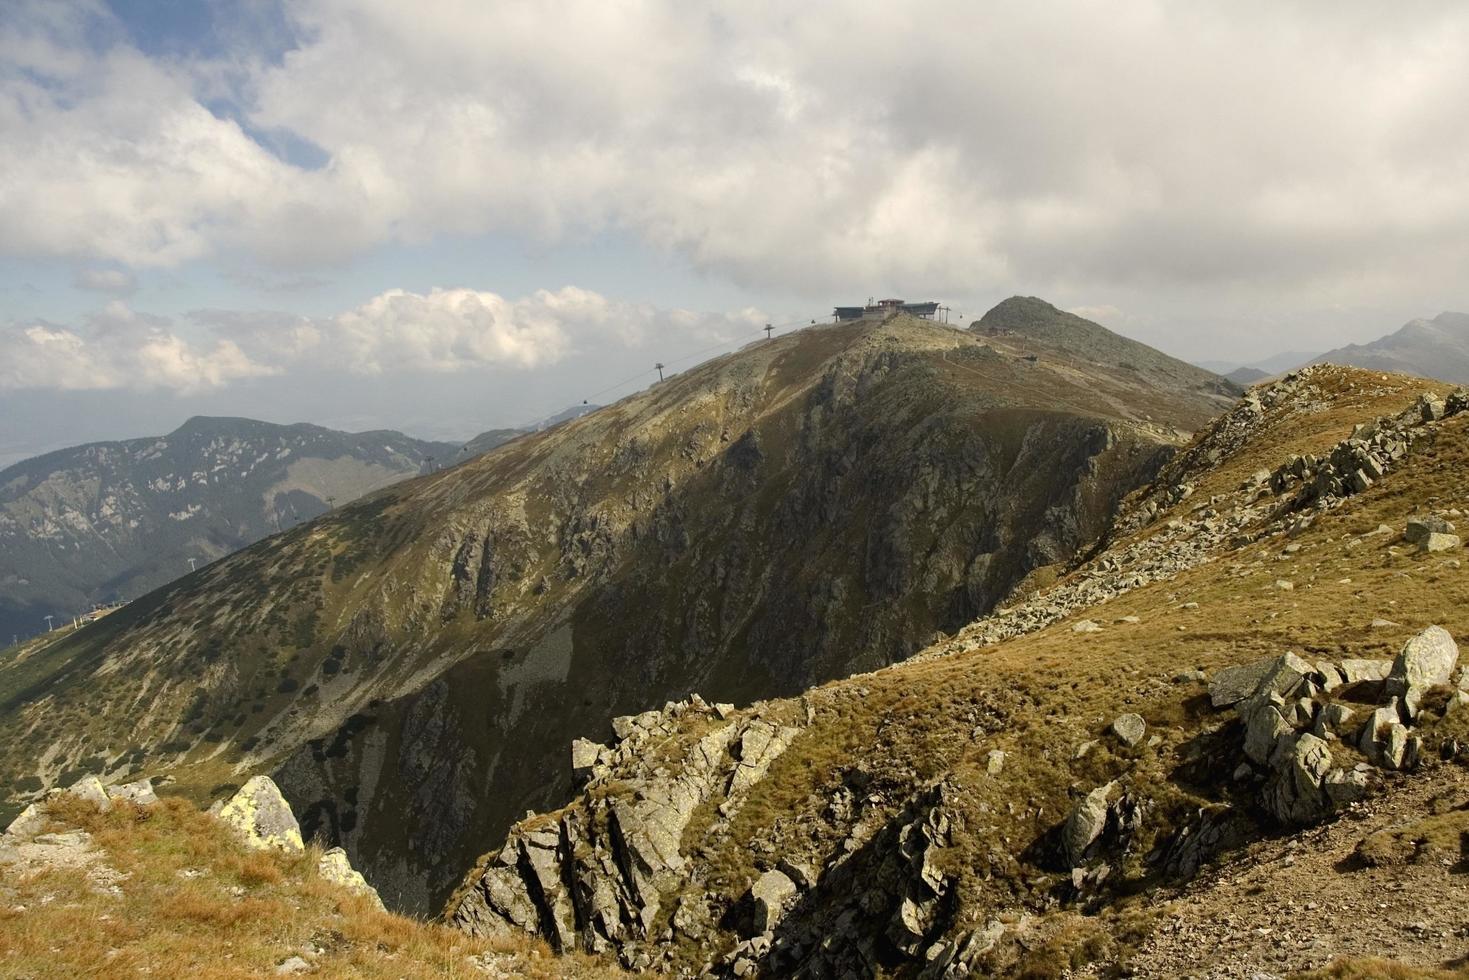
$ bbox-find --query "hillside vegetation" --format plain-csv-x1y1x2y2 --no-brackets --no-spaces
452,364,1469,977
0,784,613,979
0,309,1233,915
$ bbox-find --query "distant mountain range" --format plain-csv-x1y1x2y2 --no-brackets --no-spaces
1195,351,1316,380
1195,311,1469,387
1311,311,1469,381
0,417,456,642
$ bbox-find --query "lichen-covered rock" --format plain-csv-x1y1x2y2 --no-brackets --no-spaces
218,775,304,852
319,846,385,909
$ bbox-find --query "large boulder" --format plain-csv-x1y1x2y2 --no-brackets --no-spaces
1263,733,1332,824
749,868,798,935
3,804,47,840
218,775,304,852
319,847,385,909
1389,625,1458,690
63,775,112,812
570,737,606,786
1242,702,1291,765
1063,782,1116,867
1340,659,1392,684
1405,516,1455,545
1209,653,1311,708
1109,713,1147,747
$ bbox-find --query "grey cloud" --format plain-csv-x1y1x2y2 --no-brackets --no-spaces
2,1,1468,325
73,267,137,294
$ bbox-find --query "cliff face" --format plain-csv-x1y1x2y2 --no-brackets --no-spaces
0,312,1230,914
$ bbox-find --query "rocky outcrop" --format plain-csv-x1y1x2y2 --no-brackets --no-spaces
1209,628,1456,827
216,774,384,908
717,783,962,979
451,696,802,962
1270,388,1468,507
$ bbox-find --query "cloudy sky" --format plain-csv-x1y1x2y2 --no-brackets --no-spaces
3,1,1469,464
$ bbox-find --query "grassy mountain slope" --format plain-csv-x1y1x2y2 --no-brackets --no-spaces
0,311,1229,915
454,365,1469,977
1314,311,1469,382
0,791,614,979
0,417,454,642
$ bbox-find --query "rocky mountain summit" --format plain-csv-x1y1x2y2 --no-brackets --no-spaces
448,364,1469,977
0,416,455,642
0,308,1231,917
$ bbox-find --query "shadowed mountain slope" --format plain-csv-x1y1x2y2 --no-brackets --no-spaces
0,310,1232,914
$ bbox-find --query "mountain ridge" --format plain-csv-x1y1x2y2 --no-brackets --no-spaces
0,307,1231,914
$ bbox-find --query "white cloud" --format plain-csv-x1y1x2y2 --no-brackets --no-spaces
4,1,1469,314
0,302,273,393
0,287,765,392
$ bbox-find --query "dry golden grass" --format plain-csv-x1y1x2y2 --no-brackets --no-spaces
0,795,619,979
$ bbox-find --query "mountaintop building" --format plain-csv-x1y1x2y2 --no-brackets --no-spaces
833,299,941,321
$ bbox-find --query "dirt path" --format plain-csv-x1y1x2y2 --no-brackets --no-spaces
1110,763,1469,978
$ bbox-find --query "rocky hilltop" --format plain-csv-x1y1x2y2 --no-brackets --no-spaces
450,364,1469,977
974,297,1240,400
0,416,455,642
0,308,1232,915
